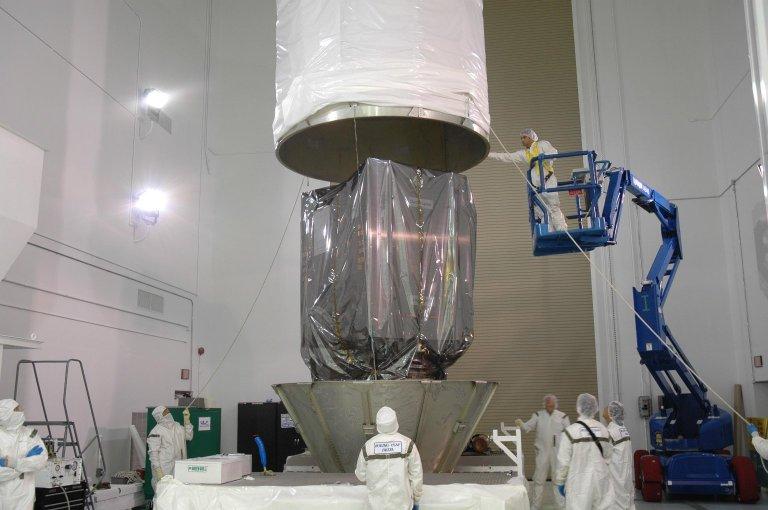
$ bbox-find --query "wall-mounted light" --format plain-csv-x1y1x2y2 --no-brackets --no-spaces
131,188,167,226
141,88,172,134
143,88,170,110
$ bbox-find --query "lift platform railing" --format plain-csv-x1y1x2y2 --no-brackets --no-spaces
526,150,612,255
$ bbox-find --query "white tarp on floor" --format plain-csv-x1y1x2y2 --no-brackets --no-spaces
155,478,530,510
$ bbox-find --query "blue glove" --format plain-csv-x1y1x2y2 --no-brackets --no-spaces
0,458,5,467
557,485,566,497
26,445,44,457
748,424,759,437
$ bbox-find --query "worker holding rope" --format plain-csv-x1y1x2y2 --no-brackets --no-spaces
748,424,768,460
488,128,568,231
484,122,757,443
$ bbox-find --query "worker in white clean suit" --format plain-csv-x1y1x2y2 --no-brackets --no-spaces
488,128,569,231
555,393,613,510
0,399,48,510
748,423,768,460
603,401,635,510
355,406,423,510
516,394,570,510
147,406,194,491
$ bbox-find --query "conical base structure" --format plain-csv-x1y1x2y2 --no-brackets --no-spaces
273,380,497,473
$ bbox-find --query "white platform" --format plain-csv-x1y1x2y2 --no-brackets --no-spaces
155,474,530,510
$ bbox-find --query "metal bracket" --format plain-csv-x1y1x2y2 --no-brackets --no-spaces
144,105,172,134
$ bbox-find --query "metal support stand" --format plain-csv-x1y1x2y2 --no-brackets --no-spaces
14,359,107,510
493,423,524,478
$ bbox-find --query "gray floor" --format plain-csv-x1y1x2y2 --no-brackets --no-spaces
538,482,768,509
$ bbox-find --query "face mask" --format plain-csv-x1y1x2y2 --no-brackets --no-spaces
160,414,174,428
5,411,24,430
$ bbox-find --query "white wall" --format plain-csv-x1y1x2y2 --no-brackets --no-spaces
193,0,316,455
573,0,765,449
0,0,321,473
0,0,209,475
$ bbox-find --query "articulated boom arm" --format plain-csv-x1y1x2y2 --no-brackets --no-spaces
604,170,711,428
528,151,719,443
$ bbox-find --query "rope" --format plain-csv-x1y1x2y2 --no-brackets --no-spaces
487,126,750,426
185,176,306,411
353,104,360,168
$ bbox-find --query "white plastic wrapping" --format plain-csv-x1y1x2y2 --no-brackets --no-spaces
155,478,530,510
273,0,490,143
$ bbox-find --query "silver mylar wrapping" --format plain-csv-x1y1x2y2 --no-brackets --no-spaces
301,158,476,380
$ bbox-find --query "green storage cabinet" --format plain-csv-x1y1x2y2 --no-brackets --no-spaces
144,407,221,500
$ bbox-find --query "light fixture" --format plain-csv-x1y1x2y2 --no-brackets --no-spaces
131,188,167,226
143,88,170,110
141,88,173,134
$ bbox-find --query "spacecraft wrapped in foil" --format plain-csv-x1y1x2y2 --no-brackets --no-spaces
301,158,476,380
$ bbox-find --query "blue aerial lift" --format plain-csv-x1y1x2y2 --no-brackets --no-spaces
526,150,759,503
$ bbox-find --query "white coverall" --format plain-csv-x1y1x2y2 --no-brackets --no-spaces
355,407,423,510
607,421,635,510
0,399,48,510
147,406,194,490
753,435,768,460
521,409,570,509
491,139,569,231
555,417,613,510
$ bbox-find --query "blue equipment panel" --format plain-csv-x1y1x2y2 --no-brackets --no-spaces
664,454,735,496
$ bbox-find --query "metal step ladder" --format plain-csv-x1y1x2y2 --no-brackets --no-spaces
13,359,107,510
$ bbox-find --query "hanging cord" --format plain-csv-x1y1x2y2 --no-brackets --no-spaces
187,176,306,411
353,104,360,168
59,485,71,510
487,126,750,426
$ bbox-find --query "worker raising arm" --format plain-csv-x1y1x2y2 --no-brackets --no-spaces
147,406,194,492
488,128,568,232
748,424,768,460
515,394,569,510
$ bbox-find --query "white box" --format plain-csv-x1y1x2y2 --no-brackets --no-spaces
202,454,252,477
174,454,252,485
